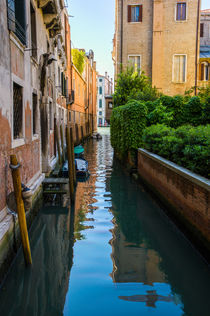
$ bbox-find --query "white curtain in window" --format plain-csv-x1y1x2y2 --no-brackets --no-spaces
173,55,186,83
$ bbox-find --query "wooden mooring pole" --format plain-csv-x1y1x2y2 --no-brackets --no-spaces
66,126,75,202
60,124,65,163
56,124,62,166
70,127,76,185
10,155,32,265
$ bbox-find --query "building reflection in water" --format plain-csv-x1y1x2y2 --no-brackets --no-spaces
108,160,210,315
0,207,74,316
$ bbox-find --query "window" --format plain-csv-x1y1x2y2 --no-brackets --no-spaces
98,118,102,126
128,5,142,23
200,62,209,81
173,55,186,83
176,2,186,21
49,101,53,130
13,82,23,139
99,99,102,108
32,93,37,135
99,86,103,94
200,23,204,38
128,55,141,74
99,111,102,116
7,0,26,45
99,78,103,82
108,102,113,109
30,3,37,59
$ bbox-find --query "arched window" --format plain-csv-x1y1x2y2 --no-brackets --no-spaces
200,62,209,81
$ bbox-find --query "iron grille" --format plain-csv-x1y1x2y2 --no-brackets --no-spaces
7,0,26,45
13,83,23,139
32,93,37,134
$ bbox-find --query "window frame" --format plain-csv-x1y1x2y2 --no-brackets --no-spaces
128,5,143,23
128,55,141,75
12,77,25,148
172,54,187,83
200,62,209,81
175,2,187,22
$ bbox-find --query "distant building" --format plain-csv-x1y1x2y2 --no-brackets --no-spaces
113,0,201,96
97,72,113,126
198,9,210,86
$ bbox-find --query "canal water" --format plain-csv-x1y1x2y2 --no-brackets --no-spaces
0,128,210,316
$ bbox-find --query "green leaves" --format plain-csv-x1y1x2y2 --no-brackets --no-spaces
72,49,85,74
142,124,210,178
110,100,147,154
113,67,160,108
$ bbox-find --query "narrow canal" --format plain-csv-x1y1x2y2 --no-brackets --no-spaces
0,128,210,316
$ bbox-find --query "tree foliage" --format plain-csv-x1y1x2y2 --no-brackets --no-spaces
72,49,85,74
113,67,159,108
111,100,147,154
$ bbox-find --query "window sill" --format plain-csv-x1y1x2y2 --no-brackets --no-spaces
128,22,142,24
175,20,187,23
172,81,186,84
12,138,25,149
10,32,25,53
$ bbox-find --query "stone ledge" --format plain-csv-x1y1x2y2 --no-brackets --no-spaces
138,148,210,191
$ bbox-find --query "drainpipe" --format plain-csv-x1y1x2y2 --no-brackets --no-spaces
195,0,201,96
120,0,123,71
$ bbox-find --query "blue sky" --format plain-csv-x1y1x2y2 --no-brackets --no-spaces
67,0,210,80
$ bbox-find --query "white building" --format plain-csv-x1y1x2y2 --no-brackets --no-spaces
97,72,113,126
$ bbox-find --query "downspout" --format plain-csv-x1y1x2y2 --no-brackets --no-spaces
195,0,201,95
120,0,123,71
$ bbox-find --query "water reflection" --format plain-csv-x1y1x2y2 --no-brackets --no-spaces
0,129,210,316
109,160,210,316
0,208,74,316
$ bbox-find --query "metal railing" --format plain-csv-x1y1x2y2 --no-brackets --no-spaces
7,0,26,45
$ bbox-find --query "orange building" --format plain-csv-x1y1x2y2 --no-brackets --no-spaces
68,50,97,143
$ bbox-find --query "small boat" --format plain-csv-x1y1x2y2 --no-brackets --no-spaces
92,132,102,140
75,158,88,177
74,145,84,157
62,158,89,178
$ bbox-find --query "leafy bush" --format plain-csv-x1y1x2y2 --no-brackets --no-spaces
113,67,159,108
142,124,210,178
111,100,147,154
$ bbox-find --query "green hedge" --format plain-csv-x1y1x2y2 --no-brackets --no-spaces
110,100,147,154
142,124,210,178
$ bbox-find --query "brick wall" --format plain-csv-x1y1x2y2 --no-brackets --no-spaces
137,149,210,249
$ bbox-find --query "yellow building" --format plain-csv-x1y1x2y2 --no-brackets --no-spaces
113,0,201,96
198,9,210,87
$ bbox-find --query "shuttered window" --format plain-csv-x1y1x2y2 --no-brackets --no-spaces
200,23,204,37
176,2,186,21
173,55,186,83
128,5,142,23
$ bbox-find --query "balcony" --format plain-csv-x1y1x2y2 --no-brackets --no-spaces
38,0,62,38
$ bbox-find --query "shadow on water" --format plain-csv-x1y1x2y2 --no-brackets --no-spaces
0,128,210,316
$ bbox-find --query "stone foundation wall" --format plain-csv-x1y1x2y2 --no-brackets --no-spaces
137,149,210,251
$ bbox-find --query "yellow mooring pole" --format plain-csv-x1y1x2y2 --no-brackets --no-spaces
70,127,76,185
66,126,75,202
10,155,32,265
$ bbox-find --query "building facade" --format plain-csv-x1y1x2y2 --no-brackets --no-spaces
97,72,113,126
0,0,97,279
113,0,201,96
198,9,210,86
